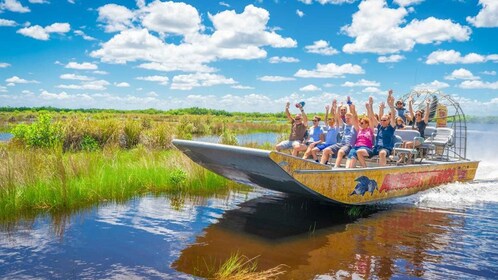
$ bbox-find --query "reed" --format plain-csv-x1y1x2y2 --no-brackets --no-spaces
213,253,287,280
0,146,245,221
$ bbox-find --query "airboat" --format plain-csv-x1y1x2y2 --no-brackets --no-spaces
173,90,479,206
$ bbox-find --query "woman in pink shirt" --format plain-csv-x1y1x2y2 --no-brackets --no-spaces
346,100,375,168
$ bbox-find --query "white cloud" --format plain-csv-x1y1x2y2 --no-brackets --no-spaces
60,74,94,81
294,63,364,78
138,61,215,73
74,30,96,41
29,0,49,3
305,40,339,55
482,70,496,76
91,4,297,73
378,54,405,63
171,73,236,90
97,4,134,33
0,62,11,68
17,22,70,40
139,1,203,38
0,86,7,93
444,68,479,80
65,62,98,70
0,0,30,13
342,79,380,87
5,76,39,84
459,80,498,90
300,84,321,91
258,76,295,82
298,0,356,4
40,90,71,100
296,9,304,17
57,80,110,90
231,85,254,90
219,2,230,8
146,91,159,97
362,87,382,93
93,70,108,75
136,75,169,85
413,80,449,90
114,82,130,87
426,50,498,64
467,0,498,28
0,18,17,26
341,0,471,54
393,0,424,6
268,56,299,64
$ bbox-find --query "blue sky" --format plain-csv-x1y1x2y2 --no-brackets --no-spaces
0,0,497,115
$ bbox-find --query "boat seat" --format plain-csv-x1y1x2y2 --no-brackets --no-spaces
425,127,454,159
392,130,424,164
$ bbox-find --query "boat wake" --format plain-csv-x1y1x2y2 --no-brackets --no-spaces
386,158,498,209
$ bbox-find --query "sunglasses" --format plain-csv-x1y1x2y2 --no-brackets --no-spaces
313,119,318,122
381,119,388,121
295,118,302,121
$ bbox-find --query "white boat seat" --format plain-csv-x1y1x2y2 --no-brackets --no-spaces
424,126,437,139
425,127,454,159
392,130,425,163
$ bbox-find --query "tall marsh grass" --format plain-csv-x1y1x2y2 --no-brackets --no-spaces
0,146,244,221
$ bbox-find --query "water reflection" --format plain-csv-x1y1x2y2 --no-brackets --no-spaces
173,195,459,279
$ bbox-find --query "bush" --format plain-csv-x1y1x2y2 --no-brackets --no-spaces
11,113,63,148
81,135,99,152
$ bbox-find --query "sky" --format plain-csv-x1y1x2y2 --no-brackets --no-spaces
0,0,497,115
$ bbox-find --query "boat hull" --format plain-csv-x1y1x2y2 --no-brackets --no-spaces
173,139,479,206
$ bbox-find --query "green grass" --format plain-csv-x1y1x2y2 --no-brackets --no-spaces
200,252,287,280
0,146,247,222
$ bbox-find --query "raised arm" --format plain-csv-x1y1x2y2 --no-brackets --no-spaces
408,96,414,120
350,103,360,132
324,104,329,128
378,101,385,121
387,89,396,127
336,101,343,127
366,96,376,130
284,102,293,121
297,102,308,126
423,98,430,124
331,99,338,128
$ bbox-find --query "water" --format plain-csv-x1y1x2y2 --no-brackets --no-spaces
194,132,281,145
0,133,12,142
1,123,498,279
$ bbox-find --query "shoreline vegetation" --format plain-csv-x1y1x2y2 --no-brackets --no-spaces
1,106,495,222
0,108,291,223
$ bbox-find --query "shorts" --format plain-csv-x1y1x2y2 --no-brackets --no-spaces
329,143,352,155
316,143,332,151
276,140,301,150
372,146,392,156
348,146,373,159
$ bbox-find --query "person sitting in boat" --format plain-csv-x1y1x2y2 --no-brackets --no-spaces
395,116,405,129
370,90,397,166
303,100,340,162
397,96,431,163
345,100,375,168
395,99,408,123
275,101,308,153
293,115,324,156
339,105,347,123
320,97,356,167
